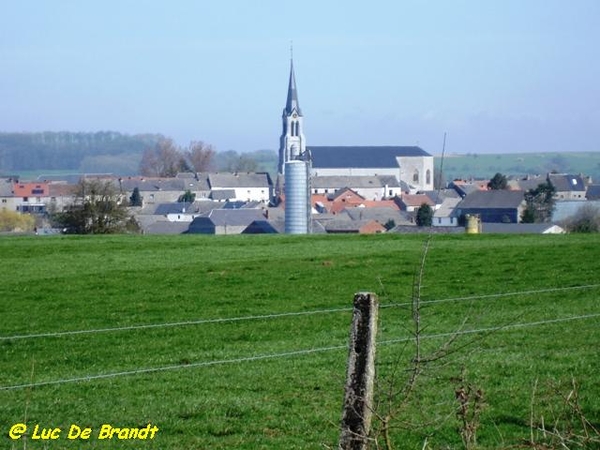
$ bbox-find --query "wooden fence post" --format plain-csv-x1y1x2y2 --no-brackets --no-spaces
339,292,379,450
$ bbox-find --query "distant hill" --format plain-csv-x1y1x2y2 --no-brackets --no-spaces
0,131,280,178
437,152,600,183
0,131,163,175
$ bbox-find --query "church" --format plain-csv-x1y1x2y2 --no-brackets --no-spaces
278,59,435,193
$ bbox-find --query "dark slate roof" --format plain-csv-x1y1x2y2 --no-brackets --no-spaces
207,209,266,227
145,221,190,235
586,185,600,200
242,220,281,234
210,189,236,200
119,177,205,192
322,219,377,233
457,190,525,209
548,173,586,192
312,175,400,189
208,172,272,188
344,207,413,225
308,146,431,169
154,202,194,215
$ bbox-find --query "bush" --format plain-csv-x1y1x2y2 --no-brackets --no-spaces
0,210,35,232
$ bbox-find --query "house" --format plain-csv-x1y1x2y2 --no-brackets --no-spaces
395,194,435,212
507,175,546,192
187,209,267,235
47,182,76,213
118,176,210,205
449,179,489,198
320,218,386,234
11,181,50,213
433,197,461,227
311,188,401,215
208,172,273,203
586,185,600,200
548,173,587,201
311,175,402,200
454,190,526,223
0,177,18,212
343,207,413,228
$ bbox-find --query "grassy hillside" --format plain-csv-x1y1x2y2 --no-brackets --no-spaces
437,151,600,182
1,234,599,449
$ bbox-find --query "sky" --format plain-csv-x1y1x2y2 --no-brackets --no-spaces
1,0,599,156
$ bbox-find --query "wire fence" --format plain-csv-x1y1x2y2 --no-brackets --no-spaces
2,283,598,342
0,281,598,392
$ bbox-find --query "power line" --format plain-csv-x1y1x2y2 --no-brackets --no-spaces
1,284,598,342
1,312,598,392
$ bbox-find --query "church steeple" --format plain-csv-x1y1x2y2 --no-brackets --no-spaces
284,59,302,116
278,57,306,175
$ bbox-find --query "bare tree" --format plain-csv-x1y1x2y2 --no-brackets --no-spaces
186,141,216,172
139,137,188,177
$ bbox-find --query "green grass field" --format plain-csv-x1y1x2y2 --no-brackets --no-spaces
1,234,599,449
437,151,600,182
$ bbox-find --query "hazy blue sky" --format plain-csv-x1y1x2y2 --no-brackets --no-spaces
1,1,599,155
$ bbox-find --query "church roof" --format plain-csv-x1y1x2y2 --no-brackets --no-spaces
308,146,431,169
284,60,302,115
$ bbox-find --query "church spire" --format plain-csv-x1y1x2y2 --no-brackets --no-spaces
284,58,302,115
278,53,306,175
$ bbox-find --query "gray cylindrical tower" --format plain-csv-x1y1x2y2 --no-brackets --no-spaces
285,160,310,234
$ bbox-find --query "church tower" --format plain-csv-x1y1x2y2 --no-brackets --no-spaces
278,58,306,175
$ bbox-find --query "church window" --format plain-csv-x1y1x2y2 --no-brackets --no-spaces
426,169,431,185
413,170,419,183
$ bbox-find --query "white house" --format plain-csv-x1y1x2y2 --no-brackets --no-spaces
208,173,273,203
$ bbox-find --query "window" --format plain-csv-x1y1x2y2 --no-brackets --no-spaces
413,170,419,183
426,170,431,185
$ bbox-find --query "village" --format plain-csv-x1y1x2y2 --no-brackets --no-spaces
2,165,599,236
2,61,599,236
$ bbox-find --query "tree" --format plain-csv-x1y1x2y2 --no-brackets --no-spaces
215,150,259,173
487,172,508,190
521,181,555,223
139,137,188,177
129,187,143,206
54,179,135,234
178,190,196,203
564,204,600,233
186,141,215,172
415,203,433,227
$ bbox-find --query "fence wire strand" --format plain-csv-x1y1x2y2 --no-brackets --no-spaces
2,283,598,342
1,311,598,392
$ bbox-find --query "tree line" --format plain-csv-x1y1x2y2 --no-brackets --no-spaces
0,131,162,172
0,131,278,176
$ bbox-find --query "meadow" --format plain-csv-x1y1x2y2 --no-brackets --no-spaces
438,151,600,182
0,233,599,449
